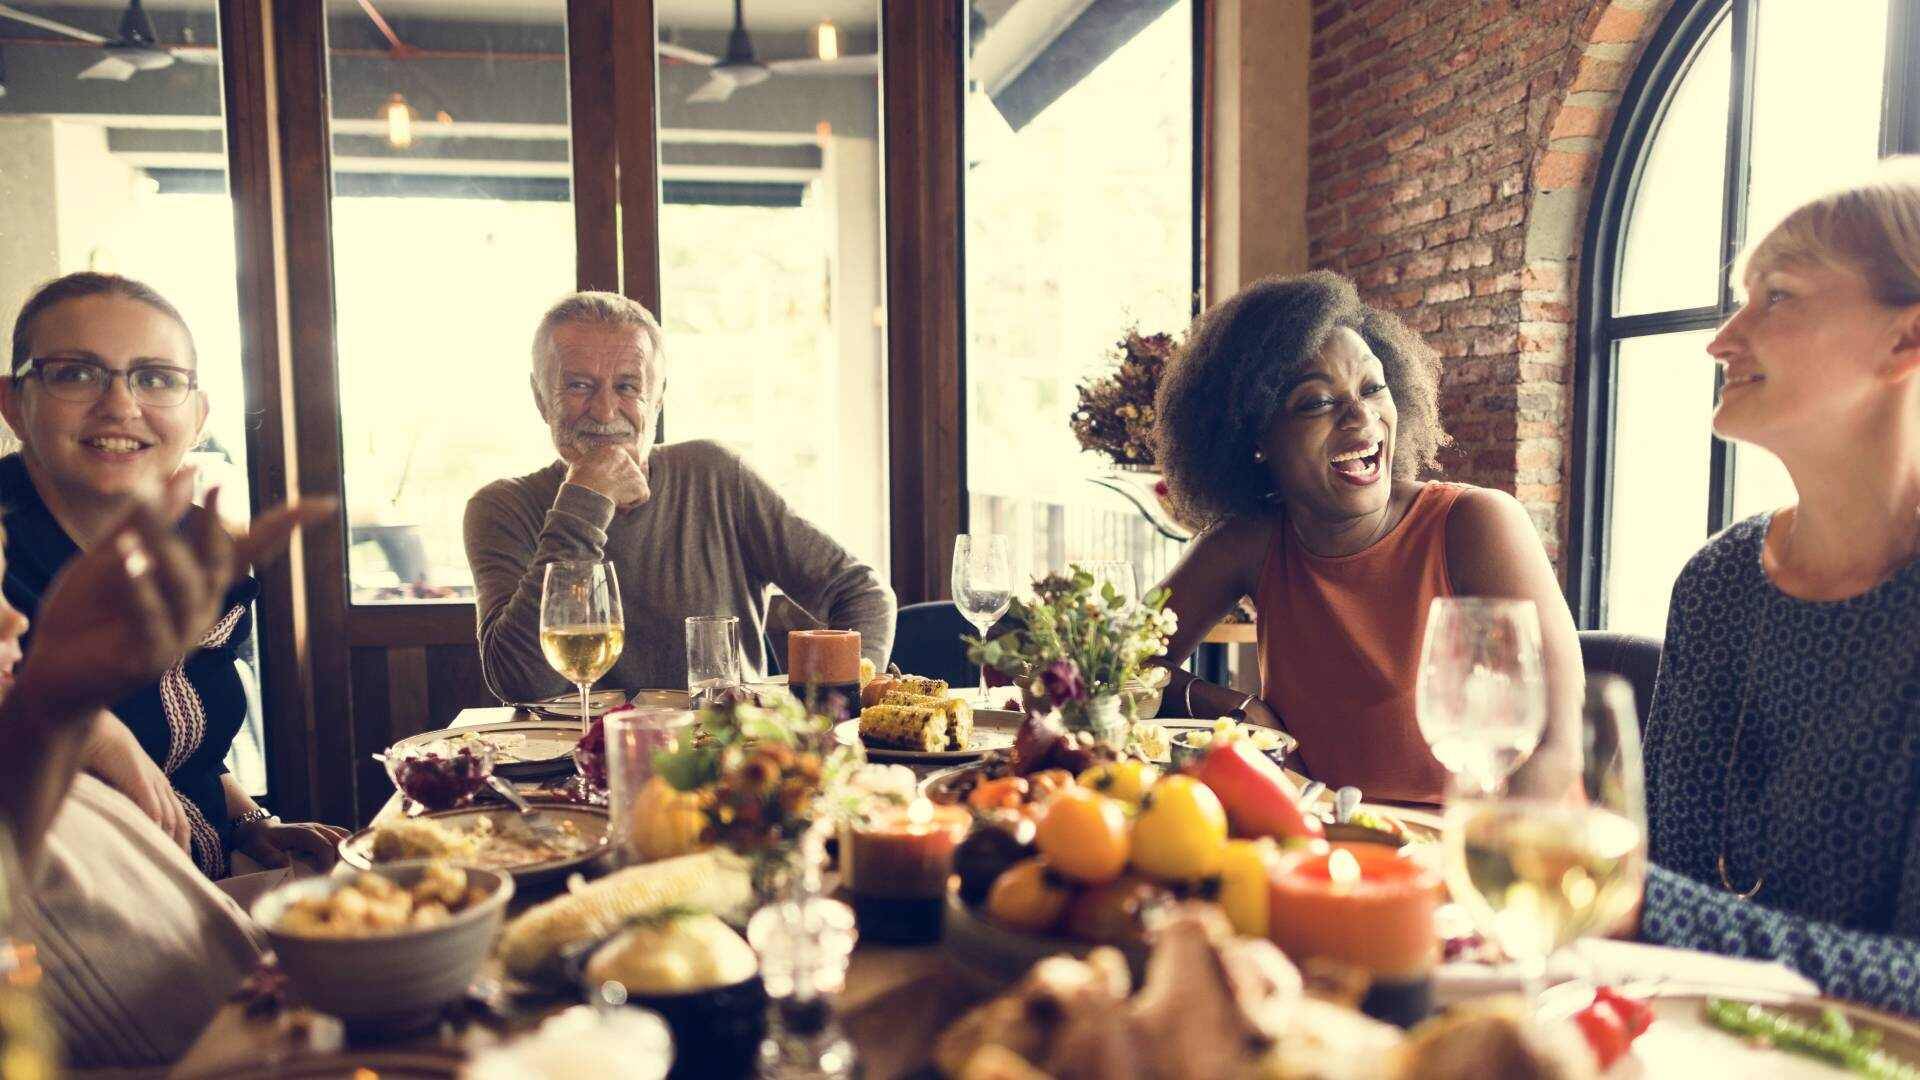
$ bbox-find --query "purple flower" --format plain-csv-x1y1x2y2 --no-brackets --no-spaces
1039,659,1087,706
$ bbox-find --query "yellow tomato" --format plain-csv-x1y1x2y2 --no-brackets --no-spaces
1217,838,1279,938
1131,775,1229,883
985,857,1072,934
1077,760,1161,805
1034,788,1131,885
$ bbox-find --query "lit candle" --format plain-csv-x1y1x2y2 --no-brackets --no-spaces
842,798,971,944
1269,841,1440,1026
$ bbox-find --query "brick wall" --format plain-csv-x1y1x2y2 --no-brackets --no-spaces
1305,0,1672,567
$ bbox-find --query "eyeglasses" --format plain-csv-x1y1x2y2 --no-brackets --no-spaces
13,357,198,408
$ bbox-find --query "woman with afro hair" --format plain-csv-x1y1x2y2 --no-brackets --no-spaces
1148,271,1580,804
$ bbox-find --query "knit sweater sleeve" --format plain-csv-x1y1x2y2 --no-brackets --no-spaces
1640,863,1920,1016
720,446,896,666
465,475,616,703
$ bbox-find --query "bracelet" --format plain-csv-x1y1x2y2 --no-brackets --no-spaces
231,807,276,831
1183,675,1199,718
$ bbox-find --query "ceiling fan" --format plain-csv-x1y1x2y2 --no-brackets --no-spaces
0,0,215,81
661,0,878,104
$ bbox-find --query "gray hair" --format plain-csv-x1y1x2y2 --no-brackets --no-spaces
530,291,666,391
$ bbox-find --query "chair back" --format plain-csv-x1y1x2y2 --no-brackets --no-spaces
889,600,1018,689
1577,630,1663,732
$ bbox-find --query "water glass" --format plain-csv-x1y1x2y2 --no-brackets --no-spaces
540,561,625,733
1415,597,1547,795
606,706,698,865
951,535,1013,703
685,615,743,707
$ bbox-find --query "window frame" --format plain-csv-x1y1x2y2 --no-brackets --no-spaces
1567,0,1920,630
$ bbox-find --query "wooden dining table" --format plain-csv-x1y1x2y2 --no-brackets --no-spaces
168,705,994,1079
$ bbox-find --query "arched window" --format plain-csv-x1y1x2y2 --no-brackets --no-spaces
1570,0,1919,638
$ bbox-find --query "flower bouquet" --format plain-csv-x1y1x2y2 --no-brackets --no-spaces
966,566,1178,750
1069,328,1180,468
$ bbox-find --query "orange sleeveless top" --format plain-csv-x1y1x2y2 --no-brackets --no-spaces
1254,482,1467,805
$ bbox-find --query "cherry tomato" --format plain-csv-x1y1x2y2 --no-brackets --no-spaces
985,857,1072,934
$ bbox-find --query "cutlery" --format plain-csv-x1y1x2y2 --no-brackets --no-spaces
486,776,574,844
1334,786,1362,824
1299,780,1327,808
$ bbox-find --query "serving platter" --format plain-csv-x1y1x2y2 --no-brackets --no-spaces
338,803,611,885
834,718,1017,765
1538,983,1920,1078
387,721,583,780
515,687,634,722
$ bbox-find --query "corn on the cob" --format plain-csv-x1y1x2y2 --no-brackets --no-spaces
496,849,751,982
893,675,949,698
859,703,949,752
880,691,973,750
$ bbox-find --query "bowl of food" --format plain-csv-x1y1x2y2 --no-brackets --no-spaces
383,740,495,813
1168,721,1297,771
580,911,767,1080
252,860,513,1026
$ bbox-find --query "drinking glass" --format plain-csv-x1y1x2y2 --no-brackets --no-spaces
1441,674,1647,1003
685,615,743,708
540,561,625,733
1085,560,1139,606
951,534,1013,704
1415,597,1548,796
606,706,698,865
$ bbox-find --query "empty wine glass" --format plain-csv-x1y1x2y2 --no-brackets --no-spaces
1442,674,1647,1004
685,615,743,708
1415,597,1547,796
951,534,1013,704
1085,560,1139,606
540,561,625,733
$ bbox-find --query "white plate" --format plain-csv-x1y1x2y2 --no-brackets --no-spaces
834,718,1016,764
338,802,611,885
1538,983,1920,1078
388,721,582,779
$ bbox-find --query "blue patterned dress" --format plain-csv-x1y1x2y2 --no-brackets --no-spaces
1640,513,1920,1016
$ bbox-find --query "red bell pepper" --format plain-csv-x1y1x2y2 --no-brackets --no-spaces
1191,739,1325,841
1574,987,1654,1069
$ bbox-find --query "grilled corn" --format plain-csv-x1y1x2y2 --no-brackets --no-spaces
496,849,751,982
881,691,973,750
859,703,949,752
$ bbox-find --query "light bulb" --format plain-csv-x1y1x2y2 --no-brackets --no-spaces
814,19,839,61
384,92,414,150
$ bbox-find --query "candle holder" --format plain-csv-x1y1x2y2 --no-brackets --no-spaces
841,800,971,945
1268,842,1441,1028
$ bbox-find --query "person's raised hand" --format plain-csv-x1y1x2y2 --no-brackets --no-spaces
562,443,650,511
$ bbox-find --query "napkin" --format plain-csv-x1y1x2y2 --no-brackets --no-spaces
1434,938,1820,1004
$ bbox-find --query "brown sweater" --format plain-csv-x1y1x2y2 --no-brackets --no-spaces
464,439,895,702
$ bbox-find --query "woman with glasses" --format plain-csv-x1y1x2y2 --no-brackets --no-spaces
0,272,345,879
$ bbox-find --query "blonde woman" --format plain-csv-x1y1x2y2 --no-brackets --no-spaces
1638,161,1920,1016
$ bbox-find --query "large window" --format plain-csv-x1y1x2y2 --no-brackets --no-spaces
962,0,1197,587
654,3,888,573
0,0,267,793
1575,0,1912,638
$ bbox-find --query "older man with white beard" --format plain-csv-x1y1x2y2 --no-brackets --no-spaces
463,292,895,701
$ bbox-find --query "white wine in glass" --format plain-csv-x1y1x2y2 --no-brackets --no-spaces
951,535,1013,704
1415,597,1548,795
540,561,625,732
1442,675,1647,1001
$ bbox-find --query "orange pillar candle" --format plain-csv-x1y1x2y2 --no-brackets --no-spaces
842,799,971,943
787,629,862,685
1269,842,1439,1026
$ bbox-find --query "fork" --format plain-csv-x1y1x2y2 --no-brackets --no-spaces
485,776,574,845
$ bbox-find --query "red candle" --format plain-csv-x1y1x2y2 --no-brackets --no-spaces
787,629,862,686
1268,842,1439,979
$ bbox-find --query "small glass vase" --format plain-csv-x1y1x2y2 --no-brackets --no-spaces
1061,694,1128,749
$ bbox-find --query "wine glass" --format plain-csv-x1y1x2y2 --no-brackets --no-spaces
1415,597,1548,796
540,561,625,732
685,615,743,708
951,534,1013,704
1085,560,1139,606
1442,674,1647,1004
